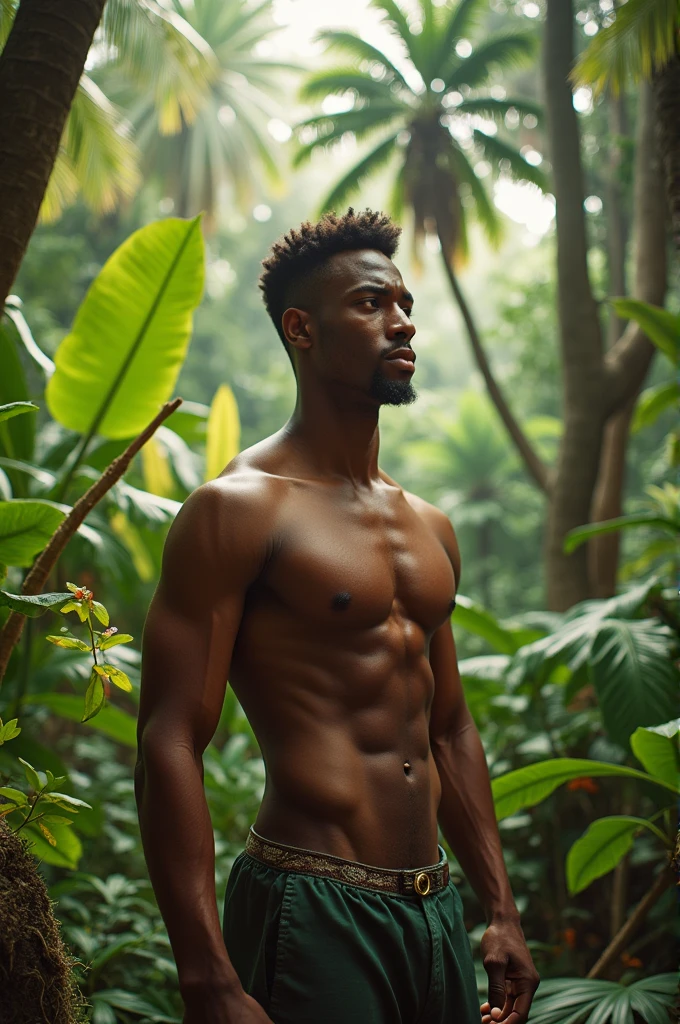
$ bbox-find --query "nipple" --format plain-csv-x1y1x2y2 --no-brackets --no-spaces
331,591,352,611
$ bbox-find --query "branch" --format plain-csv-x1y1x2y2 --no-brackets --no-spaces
439,250,552,495
0,398,182,686
604,80,668,414
587,862,674,979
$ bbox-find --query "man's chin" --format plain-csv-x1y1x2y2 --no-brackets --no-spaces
368,370,418,407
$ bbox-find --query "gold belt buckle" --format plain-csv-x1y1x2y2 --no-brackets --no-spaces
414,871,431,896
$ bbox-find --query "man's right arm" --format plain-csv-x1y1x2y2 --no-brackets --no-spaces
134,476,273,1021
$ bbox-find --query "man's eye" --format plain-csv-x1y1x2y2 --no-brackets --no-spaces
403,308,413,318
363,298,379,308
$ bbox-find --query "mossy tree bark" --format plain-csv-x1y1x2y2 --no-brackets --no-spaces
0,0,108,309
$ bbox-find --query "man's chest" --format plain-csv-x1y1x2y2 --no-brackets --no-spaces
259,483,456,636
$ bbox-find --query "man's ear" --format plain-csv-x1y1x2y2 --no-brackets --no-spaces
282,307,313,351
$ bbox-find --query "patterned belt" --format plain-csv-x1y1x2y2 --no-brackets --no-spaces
244,826,449,897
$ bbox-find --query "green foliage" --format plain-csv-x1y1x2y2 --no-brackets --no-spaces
0,499,65,565
0,757,92,868
566,816,669,895
0,590,72,617
46,216,204,442
0,716,20,744
0,401,39,424
528,974,677,1023
299,0,543,260
572,0,679,96
610,299,680,366
492,757,674,822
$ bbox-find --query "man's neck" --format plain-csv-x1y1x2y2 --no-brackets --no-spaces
285,388,382,488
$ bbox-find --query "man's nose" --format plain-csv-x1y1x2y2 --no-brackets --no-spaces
387,308,416,341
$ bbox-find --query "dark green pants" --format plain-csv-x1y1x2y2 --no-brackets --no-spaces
222,848,480,1023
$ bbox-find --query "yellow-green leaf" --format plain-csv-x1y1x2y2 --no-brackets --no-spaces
92,600,109,627
205,384,240,481
100,663,132,692
46,216,205,440
141,435,175,496
98,632,133,651
46,635,91,652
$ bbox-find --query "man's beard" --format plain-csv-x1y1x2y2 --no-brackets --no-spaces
368,365,418,407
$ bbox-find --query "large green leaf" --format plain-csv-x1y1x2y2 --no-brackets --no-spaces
610,299,680,366
22,819,83,869
0,499,65,566
529,975,676,1024
633,380,680,432
46,216,204,440
630,720,680,789
491,757,673,821
24,693,137,747
589,619,678,747
564,514,678,554
205,384,240,481
0,590,71,617
452,596,539,654
566,815,669,895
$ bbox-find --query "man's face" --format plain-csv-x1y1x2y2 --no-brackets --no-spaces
299,249,417,407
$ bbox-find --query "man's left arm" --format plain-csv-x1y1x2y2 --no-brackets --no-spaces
426,510,539,1024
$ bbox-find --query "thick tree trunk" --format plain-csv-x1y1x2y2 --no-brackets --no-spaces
654,53,680,250
590,82,667,597
605,91,628,348
543,0,606,611
438,247,551,495
0,0,107,308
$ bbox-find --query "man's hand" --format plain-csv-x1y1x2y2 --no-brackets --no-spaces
181,981,274,1024
478,918,539,1024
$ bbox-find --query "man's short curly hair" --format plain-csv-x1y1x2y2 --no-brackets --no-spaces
259,208,401,360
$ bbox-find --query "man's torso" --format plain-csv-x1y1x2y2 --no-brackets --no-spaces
220,434,457,869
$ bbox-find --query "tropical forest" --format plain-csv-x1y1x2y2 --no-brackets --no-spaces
0,0,677,1022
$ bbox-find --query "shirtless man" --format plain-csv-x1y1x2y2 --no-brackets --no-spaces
135,208,539,1024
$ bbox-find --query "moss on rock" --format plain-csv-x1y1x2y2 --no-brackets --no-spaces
0,819,88,1024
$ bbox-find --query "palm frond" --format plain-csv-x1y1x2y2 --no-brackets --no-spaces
319,133,399,214
572,0,678,96
103,0,215,133
370,0,412,44
293,105,405,168
315,29,414,94
39,150,79,224
456,96,543,123
0,0,17,49
370,0,430,79
445,33,536,91
472,129,548,190
449,145,502,247
436,0,487,72
62,75,141,214
300,68,404,105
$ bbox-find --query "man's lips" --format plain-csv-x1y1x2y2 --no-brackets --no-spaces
384,348,416,371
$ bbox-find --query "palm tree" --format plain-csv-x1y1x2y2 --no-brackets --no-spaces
0,0,214,221
297,0,550,492
572,0,680,247
117,0,292,220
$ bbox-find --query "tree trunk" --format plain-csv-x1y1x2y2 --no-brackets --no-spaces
591,81,668,596
0,0,107,308
543,0,606,611
437,247,551,495
654,53,680,250
605,91,628,348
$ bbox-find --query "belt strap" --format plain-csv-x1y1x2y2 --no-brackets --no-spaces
245,827,449,897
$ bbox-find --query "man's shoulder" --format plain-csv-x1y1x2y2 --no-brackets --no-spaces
391,481,461,580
